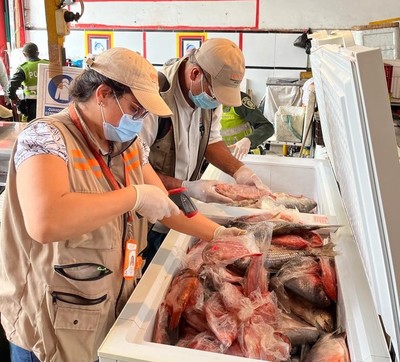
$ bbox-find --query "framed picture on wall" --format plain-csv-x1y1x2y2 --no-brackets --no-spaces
176,33,207,57
85,31,114,55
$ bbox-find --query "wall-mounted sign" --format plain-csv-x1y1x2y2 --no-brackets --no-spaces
36,64,83,117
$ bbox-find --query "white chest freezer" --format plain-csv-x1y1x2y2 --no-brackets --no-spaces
98,36,399,362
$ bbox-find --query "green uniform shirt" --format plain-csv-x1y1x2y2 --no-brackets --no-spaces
7,57,49,100
20,59,49,99
221,91,274,148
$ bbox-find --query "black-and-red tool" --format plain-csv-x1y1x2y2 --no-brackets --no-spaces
168,187,198,218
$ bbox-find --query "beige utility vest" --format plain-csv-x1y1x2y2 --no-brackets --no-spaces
149,58,212,180
0,108,147,362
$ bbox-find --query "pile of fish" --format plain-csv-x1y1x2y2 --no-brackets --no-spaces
214,183,318,213
153,217,350,361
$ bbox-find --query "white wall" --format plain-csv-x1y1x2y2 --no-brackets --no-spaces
22,0,400,104
259,0,399,29
25,0,400,30
26,29,307,105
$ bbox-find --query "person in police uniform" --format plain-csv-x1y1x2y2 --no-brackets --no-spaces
7,42,49,121
221,91,274,159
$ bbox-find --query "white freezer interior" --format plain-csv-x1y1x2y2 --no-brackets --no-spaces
310,38,400,358
98,156,391,362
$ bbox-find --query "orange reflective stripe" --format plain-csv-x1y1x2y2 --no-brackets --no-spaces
124,147,140,171
74,162,89,171
72,149,90,171
124,147,138,160
71,149,103,178
71,149,84,158
126,159,140,171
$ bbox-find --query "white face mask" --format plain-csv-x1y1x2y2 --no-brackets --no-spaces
101,95,145,143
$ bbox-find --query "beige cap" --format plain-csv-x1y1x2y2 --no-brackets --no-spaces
194,38,245,106
87,48,172,116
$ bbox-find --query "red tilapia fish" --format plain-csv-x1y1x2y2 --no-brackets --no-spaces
271,231,323,249
152,303,171,344
153,214,345,361
202,238,262,265
164,268,200,329
205,293,239,347
319,256,338,302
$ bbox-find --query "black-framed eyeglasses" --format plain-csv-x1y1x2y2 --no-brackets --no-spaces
121,95,149,120
200,69,217,100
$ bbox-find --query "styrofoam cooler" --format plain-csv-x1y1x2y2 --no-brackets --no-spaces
98,156,391,362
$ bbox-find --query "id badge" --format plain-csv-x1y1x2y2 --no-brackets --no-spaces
123,239,138,280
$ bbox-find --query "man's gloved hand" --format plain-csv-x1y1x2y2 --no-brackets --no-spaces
131,184,180,224
4,95,11,105
231,137,251,160
233,165,271,192
213,225,247,239
182,180,234,204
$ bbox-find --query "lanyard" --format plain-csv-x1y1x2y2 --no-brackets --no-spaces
69,104,133,223
69,104,131,188
69,104,141,280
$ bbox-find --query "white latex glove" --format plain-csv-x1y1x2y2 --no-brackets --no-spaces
182,180,234,204
213,225,247,239
131,185,180,224
231,137,251,160
233,165,271,192
4,95,10,105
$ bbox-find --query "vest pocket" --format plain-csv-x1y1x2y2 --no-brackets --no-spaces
41,288,110,362
53,305,102,361
51,291,107,306
54,263,112,281
149,134,175,175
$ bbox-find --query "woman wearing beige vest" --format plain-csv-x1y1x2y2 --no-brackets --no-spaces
0,47,242,362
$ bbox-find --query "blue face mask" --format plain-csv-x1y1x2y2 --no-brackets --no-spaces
189,75,220,109
101,96,144,143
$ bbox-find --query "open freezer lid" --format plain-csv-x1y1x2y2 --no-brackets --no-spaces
310,34,400,355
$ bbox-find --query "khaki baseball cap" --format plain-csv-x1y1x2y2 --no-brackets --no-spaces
194,38,245,106
0,105,12,119
86,48,172,116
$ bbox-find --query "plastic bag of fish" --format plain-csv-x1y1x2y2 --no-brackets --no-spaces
152,219,350,362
